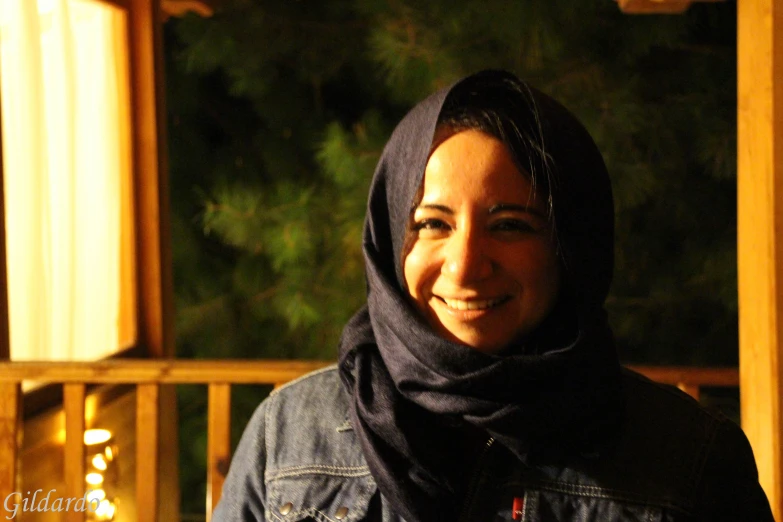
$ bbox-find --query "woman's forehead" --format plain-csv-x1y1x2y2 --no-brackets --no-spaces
418,129,543,210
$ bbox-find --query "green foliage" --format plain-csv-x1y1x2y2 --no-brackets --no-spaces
165,1,739,514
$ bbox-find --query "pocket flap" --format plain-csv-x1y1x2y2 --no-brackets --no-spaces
266,473,377,521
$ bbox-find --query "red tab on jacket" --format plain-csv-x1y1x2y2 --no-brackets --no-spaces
512,496,525,520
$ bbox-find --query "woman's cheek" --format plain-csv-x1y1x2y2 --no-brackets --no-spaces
403,245,437,303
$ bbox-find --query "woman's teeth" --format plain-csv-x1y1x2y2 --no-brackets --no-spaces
442,297,506,311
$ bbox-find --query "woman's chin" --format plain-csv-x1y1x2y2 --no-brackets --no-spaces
433,326,514,355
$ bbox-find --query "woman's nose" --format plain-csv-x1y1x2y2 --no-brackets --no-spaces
441,229,492,283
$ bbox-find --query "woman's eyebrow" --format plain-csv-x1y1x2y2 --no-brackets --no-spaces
488,203,545,218
414,203,453,214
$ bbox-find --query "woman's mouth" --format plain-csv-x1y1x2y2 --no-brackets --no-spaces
438,296,509,311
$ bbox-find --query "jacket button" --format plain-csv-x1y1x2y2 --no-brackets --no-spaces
279,502,293,515
335,506,349,519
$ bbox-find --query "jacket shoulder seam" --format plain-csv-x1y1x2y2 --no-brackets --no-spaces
268,363,339,397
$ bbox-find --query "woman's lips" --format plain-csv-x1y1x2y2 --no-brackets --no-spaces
440,296,507,310
434,295,511,321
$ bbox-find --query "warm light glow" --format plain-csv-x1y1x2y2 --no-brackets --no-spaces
85,472,104,486
86,489,106,503
94,499,117,520
84,429,112,446
91,454,108,471
85,396,99,426
37,0,55,15
105,445,116,461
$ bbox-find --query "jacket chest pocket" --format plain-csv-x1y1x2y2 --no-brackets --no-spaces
266,473,377,522
518,488,678,522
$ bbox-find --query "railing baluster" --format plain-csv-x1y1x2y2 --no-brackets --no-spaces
206,383,231,520
0,383,19,514
136,383,159,522
64,383,86,522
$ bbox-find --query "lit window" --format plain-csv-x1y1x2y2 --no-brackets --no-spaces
0,0,137,361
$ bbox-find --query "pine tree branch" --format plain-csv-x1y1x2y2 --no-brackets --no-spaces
259,12,368,32
179,284,282,320
205,202,256,219
180,293,233,318
248,284,282,304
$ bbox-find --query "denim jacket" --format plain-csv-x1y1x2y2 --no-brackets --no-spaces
212,366,773,522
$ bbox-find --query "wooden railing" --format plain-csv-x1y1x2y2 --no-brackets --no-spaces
0,360,332,522
628,365,739,401
0,360,739,522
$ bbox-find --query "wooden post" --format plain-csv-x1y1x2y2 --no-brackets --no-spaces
737,0,783,518
129,0,172,362
128,0,179,519
0,90,14,520
136,384,159,522
0,87,10,362
64,384,86,522
0,383,19,516
206,384,231,520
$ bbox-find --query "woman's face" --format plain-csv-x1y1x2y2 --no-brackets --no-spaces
403,129,561,354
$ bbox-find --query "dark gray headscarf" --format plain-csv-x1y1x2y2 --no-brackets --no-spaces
339,70,623,522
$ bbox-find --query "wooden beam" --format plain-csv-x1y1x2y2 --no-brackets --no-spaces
615,0,724,14
129,0,174,359
628,365,738,386
738,0,783,518
161,0,214,18
0,360,332,384
100,0,131,11
0,360,739,387
616,0,690,14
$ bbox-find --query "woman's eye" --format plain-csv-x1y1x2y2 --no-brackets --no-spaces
412,219,450,236
491,219,536,234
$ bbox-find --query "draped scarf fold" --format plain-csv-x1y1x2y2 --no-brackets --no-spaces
338,70,624,522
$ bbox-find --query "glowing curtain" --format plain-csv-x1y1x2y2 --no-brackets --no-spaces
0,0,135,360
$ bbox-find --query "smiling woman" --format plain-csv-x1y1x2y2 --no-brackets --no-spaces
404,129,561,353
213,70,773,522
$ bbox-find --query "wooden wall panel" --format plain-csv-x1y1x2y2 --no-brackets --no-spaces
737,0,783,518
